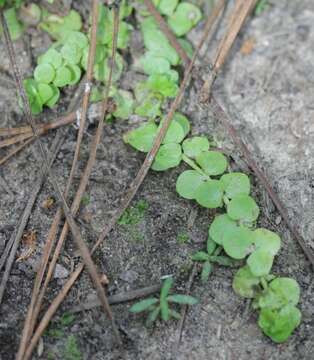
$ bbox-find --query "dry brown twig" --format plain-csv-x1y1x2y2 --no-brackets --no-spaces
200,0,257,102
17,2,101,353
22,3,122,359
0,6,121,359
23,2,224,357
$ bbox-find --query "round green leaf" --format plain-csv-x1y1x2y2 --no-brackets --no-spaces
45,85,60,108
257,277,300,311
168,3,202,36
140,52,171,75
38,48,63,69
258,305,301,343
176,170,204,200
141,17,179,66
253,228,281,256
227,195,260,222
61,42,82,65
195,180,224,209
113,90,134,119
147,74,178,97
233,265,261,298
158,0,179,16
247,249,274,276
68,64,82,85
66,31,89,49
123,122,158,152
222,226,254,259
173,112,190,138
152,143,182,171
161,120,185,144
196,151,228,176
135,94,162,119
182,136,210,158
221,172,250,198
209,214,238,245
37,83,54,104
53,66,72,87
34,64,55,84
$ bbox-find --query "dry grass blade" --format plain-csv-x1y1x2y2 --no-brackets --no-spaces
22,3,122,358
0,8,121,358
21,0,100,349
0,131,64,305
200,0,257,101
70,284,162,313
24,2,225,354
0,138,34,166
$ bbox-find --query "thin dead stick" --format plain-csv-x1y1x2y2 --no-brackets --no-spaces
22,4,122,358
0,138,34,166
0,10,121,356
0,131,64,305
142,0,190,67
17,40,96,353
210,99,314,267
70,284,162,313
20,0,100,350
200,0,256,102
24,4,223,356
0,111,76,138
174,264,198,349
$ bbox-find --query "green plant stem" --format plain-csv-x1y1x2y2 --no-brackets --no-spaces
182,154,209,178
261,277,268,291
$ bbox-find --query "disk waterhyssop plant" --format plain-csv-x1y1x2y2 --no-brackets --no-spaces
129,277,198,326
23,2,133,114
124,112,302,343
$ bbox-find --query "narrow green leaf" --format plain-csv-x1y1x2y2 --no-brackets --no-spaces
161,277,173,299
145,306,160,327
169,309,181,320
160,298,169,321
191,251,209,262
129,298,158,313
200,261,212,282
167,294,198,305
206,238,217,255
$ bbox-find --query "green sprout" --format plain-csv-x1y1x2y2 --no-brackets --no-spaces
192,237,237,282
129,277,198,326
118,199,149,226
1,7,24,40
64,335,82,360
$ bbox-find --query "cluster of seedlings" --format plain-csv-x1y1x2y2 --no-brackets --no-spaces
1,0,300,345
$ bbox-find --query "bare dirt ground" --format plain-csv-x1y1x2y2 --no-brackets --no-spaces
0,1,313,359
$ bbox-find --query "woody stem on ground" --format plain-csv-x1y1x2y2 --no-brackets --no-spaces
0,7,121,359
18,0,101,352
23,3,123,359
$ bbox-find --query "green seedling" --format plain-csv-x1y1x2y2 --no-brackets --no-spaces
176,231,189,244
168,2,202,36
255,0,269,16
129,277,198,326
64,335,82,360
45,312,75,339
118,199,148,226
192,237,237,282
